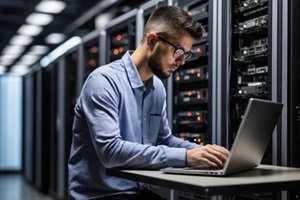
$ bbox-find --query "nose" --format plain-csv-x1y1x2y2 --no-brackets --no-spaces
176,55,186,66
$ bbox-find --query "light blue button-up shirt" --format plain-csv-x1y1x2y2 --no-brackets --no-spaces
68,51,199,199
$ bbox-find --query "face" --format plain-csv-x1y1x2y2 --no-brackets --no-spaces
148,45,169,79
148,31,194,79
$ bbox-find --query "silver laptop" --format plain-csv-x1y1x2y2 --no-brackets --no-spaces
161,98,283,176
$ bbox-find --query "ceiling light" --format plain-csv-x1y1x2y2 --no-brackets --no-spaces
45,33,66,44
0,57,15,66
9,65,30,76
19,54,41,65
17,24,43,36
26,13,53,26
28,45,50,55
36,0,66,14
9,35,33,46
2,45,26,55
0,54,20,60
41,36,81,67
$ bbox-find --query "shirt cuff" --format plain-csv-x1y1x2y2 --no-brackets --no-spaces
165,147,187,167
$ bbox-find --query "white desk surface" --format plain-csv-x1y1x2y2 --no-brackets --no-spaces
107,164,300,196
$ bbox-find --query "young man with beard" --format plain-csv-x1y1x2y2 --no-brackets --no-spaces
68,5,230,200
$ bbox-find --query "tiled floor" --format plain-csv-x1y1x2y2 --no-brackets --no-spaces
0,173,55,200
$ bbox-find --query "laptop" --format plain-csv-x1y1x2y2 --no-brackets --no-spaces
161,98,283,176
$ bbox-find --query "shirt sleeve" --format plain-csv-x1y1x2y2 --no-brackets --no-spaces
79,73,189,169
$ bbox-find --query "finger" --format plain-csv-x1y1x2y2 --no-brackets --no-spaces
206,146,228,162
202,150,224,167
207,145,230,162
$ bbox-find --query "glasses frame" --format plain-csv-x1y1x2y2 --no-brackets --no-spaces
157,35,194,61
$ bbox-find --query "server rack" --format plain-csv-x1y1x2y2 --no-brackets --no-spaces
172,0,212,147
171,1,214,199
287,0,300,199
23,70,36,184
33,66,51,193
53,45,79,200
45,43,80,200
57,47,79,200
229,0,272,164
47,62,59,198
227,1,276,199
77,29,101,93
104,8,138,64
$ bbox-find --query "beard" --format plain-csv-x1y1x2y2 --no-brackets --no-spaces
148,46,170,79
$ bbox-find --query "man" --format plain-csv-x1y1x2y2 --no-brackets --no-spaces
68,5,229,200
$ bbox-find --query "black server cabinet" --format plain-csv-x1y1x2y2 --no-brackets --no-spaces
84,31,100,79
104,9,138,64
23,71,36,184
172,0,211,146
289,0,300,170
34,67,51,193
48,46,79,200
228,1,284,199
230,0,271,163
56,47,79,200
288,0,300,199
77,30,101,93
48,62,59,198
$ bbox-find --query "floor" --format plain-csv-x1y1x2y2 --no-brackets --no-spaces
0,173,55,200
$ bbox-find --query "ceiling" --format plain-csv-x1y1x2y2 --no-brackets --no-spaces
0,0,145,74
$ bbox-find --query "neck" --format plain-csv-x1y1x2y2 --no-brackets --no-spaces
131,44,153,85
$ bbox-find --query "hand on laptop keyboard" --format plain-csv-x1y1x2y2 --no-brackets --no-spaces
186,144,230,168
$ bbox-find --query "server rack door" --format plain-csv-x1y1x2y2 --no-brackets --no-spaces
172,0,211,147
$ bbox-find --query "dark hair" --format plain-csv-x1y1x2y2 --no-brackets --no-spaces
142,6,203,42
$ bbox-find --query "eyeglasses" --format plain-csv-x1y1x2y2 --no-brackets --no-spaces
157,35,194,61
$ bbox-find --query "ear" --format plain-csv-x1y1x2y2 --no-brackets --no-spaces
146,33,157,49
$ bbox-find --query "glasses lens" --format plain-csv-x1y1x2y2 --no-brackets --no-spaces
185,52,193,61
174,50,193,61
173,49,184,59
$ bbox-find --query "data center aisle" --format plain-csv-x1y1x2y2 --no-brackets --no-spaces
0,173,55,200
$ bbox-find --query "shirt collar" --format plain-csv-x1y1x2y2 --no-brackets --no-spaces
122,50,155,90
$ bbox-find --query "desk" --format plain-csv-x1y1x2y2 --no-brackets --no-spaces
107,165,300,196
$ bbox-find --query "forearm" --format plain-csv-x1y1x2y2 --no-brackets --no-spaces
95,137,186,169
